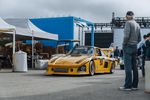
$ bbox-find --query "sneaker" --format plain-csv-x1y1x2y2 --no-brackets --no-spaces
119,87,132,91
132,87,138,90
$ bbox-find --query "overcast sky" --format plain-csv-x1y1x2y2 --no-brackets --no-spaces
0,0,150,23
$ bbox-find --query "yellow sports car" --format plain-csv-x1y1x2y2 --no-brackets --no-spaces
46,46,115,76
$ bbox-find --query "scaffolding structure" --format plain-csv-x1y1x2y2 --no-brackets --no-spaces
112,17,150,28
94,12,150,30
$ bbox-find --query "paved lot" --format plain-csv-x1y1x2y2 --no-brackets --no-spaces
0,68,149,100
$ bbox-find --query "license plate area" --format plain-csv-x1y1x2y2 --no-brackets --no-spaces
53,68,68,73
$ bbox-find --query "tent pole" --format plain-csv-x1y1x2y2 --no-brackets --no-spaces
78,26,80,45
13,30,16,54
12,29,16,72
32,30,34,69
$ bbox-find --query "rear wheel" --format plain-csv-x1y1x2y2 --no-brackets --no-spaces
89,61,95,76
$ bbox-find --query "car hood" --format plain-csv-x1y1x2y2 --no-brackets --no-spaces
53,55,90,65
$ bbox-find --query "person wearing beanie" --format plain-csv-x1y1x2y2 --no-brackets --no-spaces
120,11,141,91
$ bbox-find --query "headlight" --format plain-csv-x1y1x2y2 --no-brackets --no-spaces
77,65,86,72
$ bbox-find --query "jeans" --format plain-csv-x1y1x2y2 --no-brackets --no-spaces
141,55,145,77
123,45,139,88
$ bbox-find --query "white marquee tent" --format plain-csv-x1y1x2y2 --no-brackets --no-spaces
0,18,16,54
1,18,58,53
28,20,58,40
0,18,15,32
0,18,58,70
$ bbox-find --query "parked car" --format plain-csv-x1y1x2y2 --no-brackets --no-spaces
119,57,124,70
46,46,115,76
119,55,142,70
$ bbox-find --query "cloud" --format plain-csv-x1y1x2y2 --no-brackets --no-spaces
0,0,150,22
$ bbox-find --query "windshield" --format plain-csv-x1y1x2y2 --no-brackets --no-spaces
69,46,94,55
101,51,106,57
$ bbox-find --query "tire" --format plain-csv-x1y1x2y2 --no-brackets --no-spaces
120,65,124,70
89,61,95,76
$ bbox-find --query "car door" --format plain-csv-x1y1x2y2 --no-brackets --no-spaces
94,48,105,72
100,50,112,72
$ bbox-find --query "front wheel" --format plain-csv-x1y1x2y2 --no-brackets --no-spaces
89,61,95,76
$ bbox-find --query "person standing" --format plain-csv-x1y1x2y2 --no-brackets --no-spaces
137,35,147,77
145,33,150,60
120,11,141,91
114,46,120,58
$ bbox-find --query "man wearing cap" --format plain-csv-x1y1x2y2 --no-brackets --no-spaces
120,11,141,91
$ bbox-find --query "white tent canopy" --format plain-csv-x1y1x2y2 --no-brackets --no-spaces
0,18,15,32
0,18,16,54
1,18,58,69
3,27,32,38
28,20,58,40
4,19,58,40
15,27,32,37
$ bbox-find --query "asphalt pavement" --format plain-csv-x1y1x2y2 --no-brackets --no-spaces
0,68,149,100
